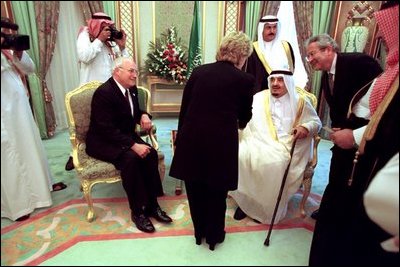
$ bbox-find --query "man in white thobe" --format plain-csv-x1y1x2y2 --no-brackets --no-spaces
230,69,321,224
1,48,53,221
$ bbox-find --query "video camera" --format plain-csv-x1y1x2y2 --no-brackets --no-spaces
108,26,123,41
1,18,30,51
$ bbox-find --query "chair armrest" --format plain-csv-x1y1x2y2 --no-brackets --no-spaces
147,125,159,150
310,134,321,168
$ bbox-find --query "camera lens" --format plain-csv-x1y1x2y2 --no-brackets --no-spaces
1,33,30,51
109,27,123,41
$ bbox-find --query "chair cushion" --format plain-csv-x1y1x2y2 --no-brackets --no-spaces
77,143,120,180
69,87,96,143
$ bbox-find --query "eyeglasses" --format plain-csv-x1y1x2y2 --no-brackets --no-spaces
118,67,139,75
305,48,326,62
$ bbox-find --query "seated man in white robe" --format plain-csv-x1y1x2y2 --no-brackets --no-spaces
230,69,321,224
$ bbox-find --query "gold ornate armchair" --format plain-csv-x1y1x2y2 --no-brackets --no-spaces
65,81,165,222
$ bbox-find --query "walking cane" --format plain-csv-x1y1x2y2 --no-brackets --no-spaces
264,136,298,246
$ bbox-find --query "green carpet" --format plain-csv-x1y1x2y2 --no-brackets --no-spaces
39,229,312,266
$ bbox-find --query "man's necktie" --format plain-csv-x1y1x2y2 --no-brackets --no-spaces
328,73,334,94
125,89,133,116
124,89,130,103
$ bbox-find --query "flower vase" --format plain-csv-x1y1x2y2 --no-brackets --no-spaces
341,17,369,53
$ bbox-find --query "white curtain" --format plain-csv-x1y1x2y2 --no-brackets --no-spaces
45,1,84,131
277,1,308,89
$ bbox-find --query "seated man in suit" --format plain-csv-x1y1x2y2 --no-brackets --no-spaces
85,57,172,233
230,68,321,224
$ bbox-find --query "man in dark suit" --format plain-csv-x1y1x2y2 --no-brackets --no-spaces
305,34,383,265
317,2,399,265
86,57,172,233
306,34,383,221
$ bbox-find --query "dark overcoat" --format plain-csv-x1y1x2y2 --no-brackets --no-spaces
169,61,254,191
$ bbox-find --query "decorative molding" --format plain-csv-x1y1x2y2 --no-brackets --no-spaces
116,1,137,62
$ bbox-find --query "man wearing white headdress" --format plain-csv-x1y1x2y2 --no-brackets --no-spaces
230,69,321,224
245,15,296,94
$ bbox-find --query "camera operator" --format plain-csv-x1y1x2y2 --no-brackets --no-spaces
65,12,129,171
76,12,128,85
2,18,68,221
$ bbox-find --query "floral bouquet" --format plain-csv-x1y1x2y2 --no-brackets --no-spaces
144,26,188,84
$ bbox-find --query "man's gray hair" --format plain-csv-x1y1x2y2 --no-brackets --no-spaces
305,34,340,52
112,56,130,71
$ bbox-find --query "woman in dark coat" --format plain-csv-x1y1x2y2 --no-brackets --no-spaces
169,31,255,251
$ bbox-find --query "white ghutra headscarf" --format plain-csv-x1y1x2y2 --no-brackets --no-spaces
257,16,290,72
267,69,299,121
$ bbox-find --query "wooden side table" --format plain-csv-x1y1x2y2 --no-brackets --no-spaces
146,76,184,114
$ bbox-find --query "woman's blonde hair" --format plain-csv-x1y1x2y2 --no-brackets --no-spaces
216,31,253,65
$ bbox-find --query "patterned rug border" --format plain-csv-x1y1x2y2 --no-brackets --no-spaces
1,191,321,234
2,192,320,266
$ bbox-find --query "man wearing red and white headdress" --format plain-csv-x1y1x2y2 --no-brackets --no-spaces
76,12,129,85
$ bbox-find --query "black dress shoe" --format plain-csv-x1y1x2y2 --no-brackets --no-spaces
209,243,216,251
16,214,30,221
132,214,155,233
195,236,202,245
311,209,319,220
65,156,75,171
149,207,172,223
206,231,225,251
233,206,247,220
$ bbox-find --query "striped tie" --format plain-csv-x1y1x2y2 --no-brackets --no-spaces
328,73,334,94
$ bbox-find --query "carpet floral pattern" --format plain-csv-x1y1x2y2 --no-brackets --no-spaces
1,192,320,266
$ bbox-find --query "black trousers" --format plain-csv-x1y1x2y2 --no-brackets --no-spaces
114,148,163,215
185,180,227,244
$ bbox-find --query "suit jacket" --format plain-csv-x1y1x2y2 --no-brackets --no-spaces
86,78,150,162
169,61,255,191
321,52,382,128
310,54,385,266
